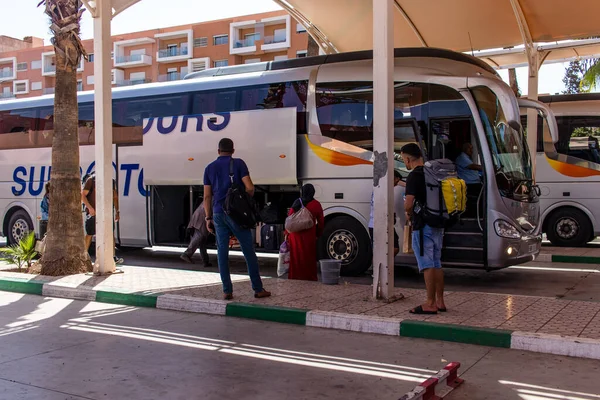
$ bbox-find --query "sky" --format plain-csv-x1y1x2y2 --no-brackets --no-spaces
0,0,575,95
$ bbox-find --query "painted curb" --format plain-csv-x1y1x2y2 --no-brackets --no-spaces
2,276,600,361
400,320,513,348
0,277,43,295
511,331,600,359
42,284,97,301
551,254,600,264
226,303,307,325
306,311,401,336
156,294,227,315
95,290,158,308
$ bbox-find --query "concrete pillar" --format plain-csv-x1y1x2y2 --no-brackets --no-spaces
527,49,539,180
92,0,116,274
372,0,395,299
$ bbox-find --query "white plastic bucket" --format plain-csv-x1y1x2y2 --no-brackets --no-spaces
319,259,342,285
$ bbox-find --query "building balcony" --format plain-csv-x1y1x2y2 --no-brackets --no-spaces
116,78,152,87
230,15,291,55
41,51,84,76
262,34,289,52
0,57,17,81
43,88,55,95
114,53,153,68
158,73,183,82
155,29,193,63
0,68,15,80
0,92,15,100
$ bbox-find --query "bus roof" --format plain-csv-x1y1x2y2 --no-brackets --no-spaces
185,47,498,80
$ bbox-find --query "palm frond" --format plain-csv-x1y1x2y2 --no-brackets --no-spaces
580,61,600,92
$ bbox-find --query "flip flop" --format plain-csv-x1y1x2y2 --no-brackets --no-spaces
409,305,438,315
438,307,447,312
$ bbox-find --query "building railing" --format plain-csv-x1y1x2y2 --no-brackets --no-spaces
43,64,57,73
115,54,148,64
233,37,258,48
158,47,188,58
0,92,15,99
116,78,152,87
0,69,14,78
158,73,183,82
263,35,287,45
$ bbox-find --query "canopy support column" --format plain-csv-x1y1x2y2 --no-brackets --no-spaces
92,0,116,275
372,0,395,299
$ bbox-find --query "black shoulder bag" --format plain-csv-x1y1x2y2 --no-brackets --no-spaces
223,159,258,229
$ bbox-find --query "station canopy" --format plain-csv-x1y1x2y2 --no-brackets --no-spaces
274,0,600,60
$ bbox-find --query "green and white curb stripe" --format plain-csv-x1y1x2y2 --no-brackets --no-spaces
306,311,402,336
2,276,600,360
537,253,600,264
156,294,228,315
511,331,600,359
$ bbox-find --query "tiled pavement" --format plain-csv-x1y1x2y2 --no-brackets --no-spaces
2,263,600,340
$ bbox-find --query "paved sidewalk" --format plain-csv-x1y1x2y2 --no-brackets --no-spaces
1,261,600,360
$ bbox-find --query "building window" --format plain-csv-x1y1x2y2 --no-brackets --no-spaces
296,51,307,58
274,55,288,62
31,82,42,91
17,62,28,71
77,80,83,91
297,23,307,33
88,53,94,62
31,60,42,70
214,59,228,68
213,34,228,46
14,80,29,94
194,37,208,47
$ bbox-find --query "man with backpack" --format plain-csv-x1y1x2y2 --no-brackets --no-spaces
203,138,270,300
401,143,447,315
81,173,123,264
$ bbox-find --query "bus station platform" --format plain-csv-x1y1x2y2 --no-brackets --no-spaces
1,250,600,361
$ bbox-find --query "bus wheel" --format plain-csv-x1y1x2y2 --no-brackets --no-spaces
8,210,34,246
318,216,371,276
546,208,592,247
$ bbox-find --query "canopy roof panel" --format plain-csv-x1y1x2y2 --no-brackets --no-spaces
278,0,600,54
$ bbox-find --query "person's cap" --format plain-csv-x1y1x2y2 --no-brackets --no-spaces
218,138,234,152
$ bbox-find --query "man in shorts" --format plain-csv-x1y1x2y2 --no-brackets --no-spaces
402,143,446,314
81,173,123,264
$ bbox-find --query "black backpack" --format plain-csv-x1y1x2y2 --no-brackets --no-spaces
224,159,258,229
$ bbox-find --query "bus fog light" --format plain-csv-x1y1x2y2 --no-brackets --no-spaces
507,247,515,255
494,220,521,239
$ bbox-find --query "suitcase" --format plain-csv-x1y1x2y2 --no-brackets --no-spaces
261,224,283,251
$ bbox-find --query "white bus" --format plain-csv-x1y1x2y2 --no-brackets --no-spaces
0,48,541,274
523,93,600,247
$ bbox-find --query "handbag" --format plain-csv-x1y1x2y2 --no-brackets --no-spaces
35,234,47,255
277,240,290,277
284,199,314,233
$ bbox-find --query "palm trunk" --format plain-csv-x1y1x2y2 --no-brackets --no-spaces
307,35,320,57
508,68,520,97
40,0,91,275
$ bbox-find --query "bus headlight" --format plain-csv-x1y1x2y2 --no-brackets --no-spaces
494,220,521,239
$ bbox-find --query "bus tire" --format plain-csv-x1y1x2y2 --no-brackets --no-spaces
546,208,592,247
7,209,34,246
318,216,371,276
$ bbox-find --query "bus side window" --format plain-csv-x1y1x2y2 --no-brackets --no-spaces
556,116,600,163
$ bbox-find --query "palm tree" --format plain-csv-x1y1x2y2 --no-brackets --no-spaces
581,59,600,92
38,0,91,275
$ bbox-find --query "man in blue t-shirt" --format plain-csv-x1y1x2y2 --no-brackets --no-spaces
203,138,270,300
455,142,483,198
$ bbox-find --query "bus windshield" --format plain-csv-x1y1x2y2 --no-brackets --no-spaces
471,86,533,200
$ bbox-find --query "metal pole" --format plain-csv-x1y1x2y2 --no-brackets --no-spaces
372,0,395,299
93,0,116,274
527,49,539,181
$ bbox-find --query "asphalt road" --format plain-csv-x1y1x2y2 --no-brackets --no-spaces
1,292,599,400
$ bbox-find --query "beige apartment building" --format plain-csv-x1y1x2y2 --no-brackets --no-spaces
0,10,309,101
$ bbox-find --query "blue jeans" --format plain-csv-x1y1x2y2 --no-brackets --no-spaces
412,225,444,272
213,213,263,294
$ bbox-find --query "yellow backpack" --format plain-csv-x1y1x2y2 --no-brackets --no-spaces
441,177,467,215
